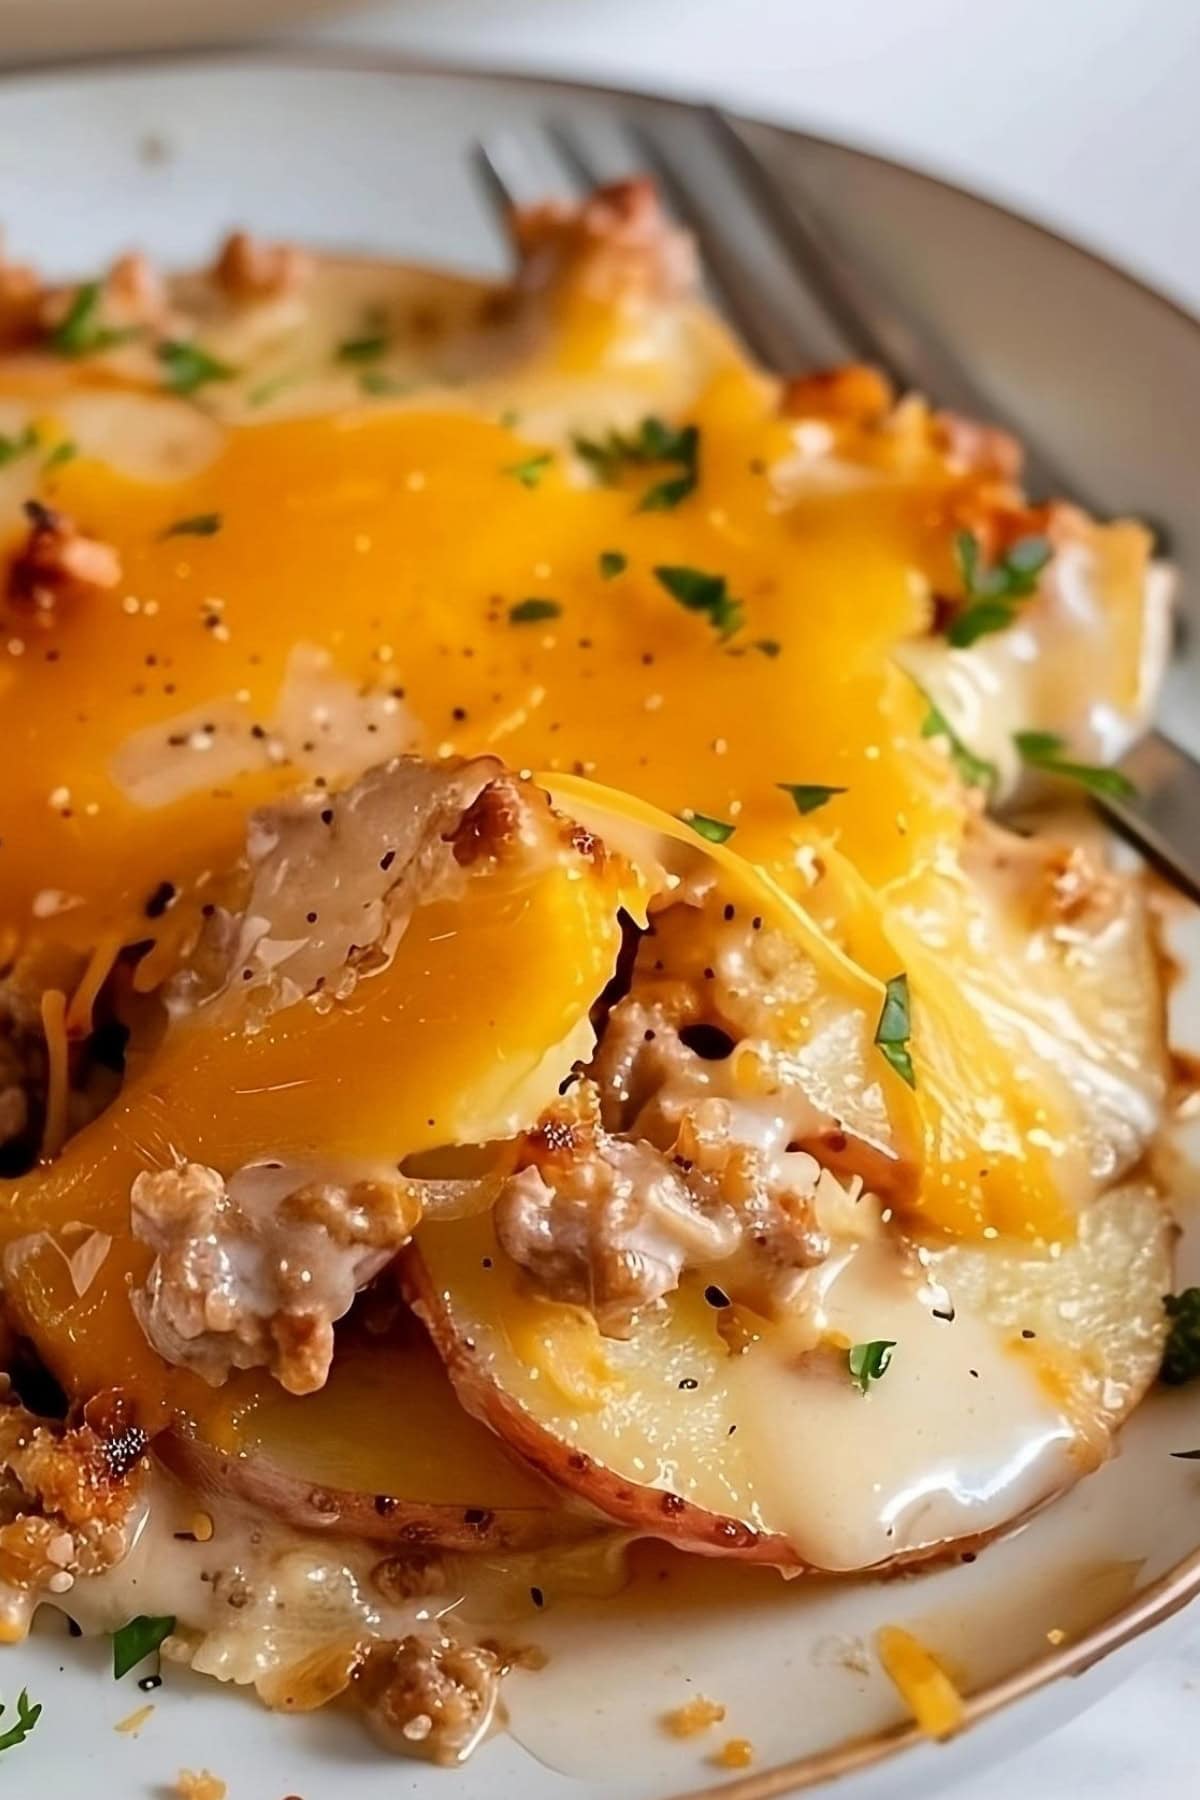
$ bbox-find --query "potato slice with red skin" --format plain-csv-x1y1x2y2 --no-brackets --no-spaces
405,1185,1170,1574
162,1322,604,1554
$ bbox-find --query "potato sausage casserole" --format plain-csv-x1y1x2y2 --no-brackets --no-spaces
0,180,1183,1763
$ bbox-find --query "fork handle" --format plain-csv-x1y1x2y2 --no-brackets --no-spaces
1102,729,1200,903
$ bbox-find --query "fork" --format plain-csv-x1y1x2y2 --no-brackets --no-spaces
475,109,1200,902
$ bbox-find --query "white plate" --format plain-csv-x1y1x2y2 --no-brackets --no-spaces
2,50,1199,1800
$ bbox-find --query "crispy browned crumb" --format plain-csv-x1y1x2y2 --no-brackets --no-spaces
7,500,122,617
712,1736,754,1769
782,363,893,423
933,409,1022,481
512,178,696,303
174,1773,227,1800
0,1387,146,1598
104,252,167,327
0,250,44,348
662,1695,726,1737
213,230,312,302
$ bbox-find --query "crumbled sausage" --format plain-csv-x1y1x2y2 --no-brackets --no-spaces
131,1161,423,1394
212,231,312,303
0,1387,146,1600
354,1635,504,1765
782,364,894,425
0,252,44,349
7,500,122,617
512,178,696,303
495,1078,829,1336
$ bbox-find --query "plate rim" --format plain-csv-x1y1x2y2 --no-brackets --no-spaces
0,40,1196,1799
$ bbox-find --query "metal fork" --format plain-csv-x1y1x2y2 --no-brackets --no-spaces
476,109,1200,902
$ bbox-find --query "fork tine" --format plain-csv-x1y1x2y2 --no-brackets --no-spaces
707,109,1080,501
621,113,854,372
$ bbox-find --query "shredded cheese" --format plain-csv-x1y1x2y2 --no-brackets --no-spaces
876,1624,964,1739
114,1702,155,1735
38,987,69,1159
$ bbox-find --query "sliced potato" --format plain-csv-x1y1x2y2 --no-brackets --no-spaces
164,1323,602,1553
407,1185,1170,1574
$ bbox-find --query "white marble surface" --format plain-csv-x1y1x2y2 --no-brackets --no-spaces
303,6,1200,1796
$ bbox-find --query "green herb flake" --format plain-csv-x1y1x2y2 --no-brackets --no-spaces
43,438,77,471
848,1339,896,1394
920,699,998,793
573,416,699,511
157,339,235,396
778,782,847,817
654,564,744,641
503,451,554,490
112,1613,175,1680
1161,1289,1200,1386
0,424,37,467
336,333,388,363
359,370,411,398
874,972,916,1088
508,597,561,625
49,281,140,358
753,638,782,658
162,512,222,539
946,529,1051,648
598,550,627,580
0,1688,41,1754
1013,729,1136,801
684,812,736,845
246,371,300,408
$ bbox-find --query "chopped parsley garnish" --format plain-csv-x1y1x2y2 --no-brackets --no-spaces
359,370,410,398
157,340,235,396
598,549,627,579
508,597,561,624
336,333,388,362
778,782,846,816
1161,1289,1200,1386
49,281,139,357
0,424,37,467
654,564,743,640
162,512,222,539
753,638,782,658
848,1339,896,1394
112,1613,175,1680
946,530,1052,648
245,371,300,408
574,416,699,511
685,812,736,845
874,972,916,1088
43,438,77,471
0,1688,41,1754
503,451,553,489
920,699,998,792
1013,730,1136,801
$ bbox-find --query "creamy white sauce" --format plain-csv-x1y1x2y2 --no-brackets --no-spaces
734,1241,1079,1572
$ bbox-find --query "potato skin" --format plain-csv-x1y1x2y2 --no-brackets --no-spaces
401,1249,1078,1577
160,1429,607,1555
